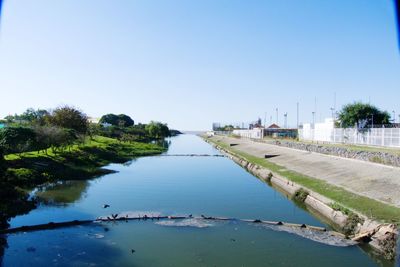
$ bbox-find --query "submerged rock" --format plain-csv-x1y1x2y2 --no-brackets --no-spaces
155,218,213,228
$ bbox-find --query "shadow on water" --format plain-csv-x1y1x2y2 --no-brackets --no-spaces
2,224,125,267
35,180,91,205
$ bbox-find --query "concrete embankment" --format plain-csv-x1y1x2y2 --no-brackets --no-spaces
259,139,400,168
203,137,398,260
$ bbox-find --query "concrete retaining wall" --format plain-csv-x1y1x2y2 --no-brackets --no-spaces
204,137,398,260
261,139,400,167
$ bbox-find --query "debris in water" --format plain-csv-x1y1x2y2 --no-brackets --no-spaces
259,224,357,247
155,218,213,228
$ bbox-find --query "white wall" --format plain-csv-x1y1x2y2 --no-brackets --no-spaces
299,119,400,148
232,128,264,139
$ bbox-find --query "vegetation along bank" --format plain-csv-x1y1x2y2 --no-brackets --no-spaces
0,106,179,229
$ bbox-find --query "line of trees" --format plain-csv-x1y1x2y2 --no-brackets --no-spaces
0,107,175,156
0,106,89,155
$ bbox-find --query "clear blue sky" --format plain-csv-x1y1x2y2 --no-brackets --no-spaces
0,0,399,130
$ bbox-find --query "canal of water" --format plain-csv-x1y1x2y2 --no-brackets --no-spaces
1,135,396,266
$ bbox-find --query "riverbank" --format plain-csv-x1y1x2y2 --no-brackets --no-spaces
258,138,400,167
203,135,399,260
0,136,166,228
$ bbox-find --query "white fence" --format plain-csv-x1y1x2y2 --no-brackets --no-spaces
299,128,400,148
232,128,264,139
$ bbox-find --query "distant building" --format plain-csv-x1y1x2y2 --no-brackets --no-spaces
266,123,280,129
212,123,221,131
265,123,297,138
88,117,100,124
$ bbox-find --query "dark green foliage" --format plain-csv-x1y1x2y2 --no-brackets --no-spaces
169,129,182,136
34,126,77,153
338,102,390,128
0,147,5,175
145,121,170,139
266,172,273,182
343,213,364,236
0,127,37,154
4,108,49,124
48,106,89,134
99,114,134,127
293,188,309,202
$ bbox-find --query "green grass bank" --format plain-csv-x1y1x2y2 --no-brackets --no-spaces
5,135,166,186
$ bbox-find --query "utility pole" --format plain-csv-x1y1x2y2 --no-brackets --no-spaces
276,108,279,125
330,107,335,120
371,114,374,128
312,111,316,126
284,113,288,128
296,102,299,129
334,92,336,111
264,112,267,128
393,110,396,123
314,97,317,123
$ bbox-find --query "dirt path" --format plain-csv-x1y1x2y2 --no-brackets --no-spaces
212,136,400,208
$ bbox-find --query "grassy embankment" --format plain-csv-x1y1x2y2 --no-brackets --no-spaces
207,136,400,225
5,135,166,187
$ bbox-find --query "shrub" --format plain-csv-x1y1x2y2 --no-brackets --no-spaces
6,168,38,187
329,202,351,215
293,188,309,202
343,213,364,236
266,172,273,182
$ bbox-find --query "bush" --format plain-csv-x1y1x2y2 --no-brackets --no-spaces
343,213,364,236
99,114,134,127
293,188,309,202
6,168,38,187
266,172,273,182
0,126,37,154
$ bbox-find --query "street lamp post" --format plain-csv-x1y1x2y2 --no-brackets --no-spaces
371,114,374,128
296,102,299,129
284,113,288,128
312,112,315,126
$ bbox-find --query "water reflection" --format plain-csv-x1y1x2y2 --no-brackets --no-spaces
35,180,90,205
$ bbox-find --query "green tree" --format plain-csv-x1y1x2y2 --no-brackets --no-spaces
145,121,170,139
0,146,6,176
0,127,37,155
48,106,88,134
34,126,77,154
338,102,390,128
99,114,134,127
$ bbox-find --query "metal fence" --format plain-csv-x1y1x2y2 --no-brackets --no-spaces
299,128,400,148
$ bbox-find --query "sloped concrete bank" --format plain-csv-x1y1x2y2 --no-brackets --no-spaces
204,138,398,260
258,139,400,167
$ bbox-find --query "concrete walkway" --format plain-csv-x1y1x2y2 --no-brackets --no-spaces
212,136,400,208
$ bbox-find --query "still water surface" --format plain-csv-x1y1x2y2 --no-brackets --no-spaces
2,135,395,266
